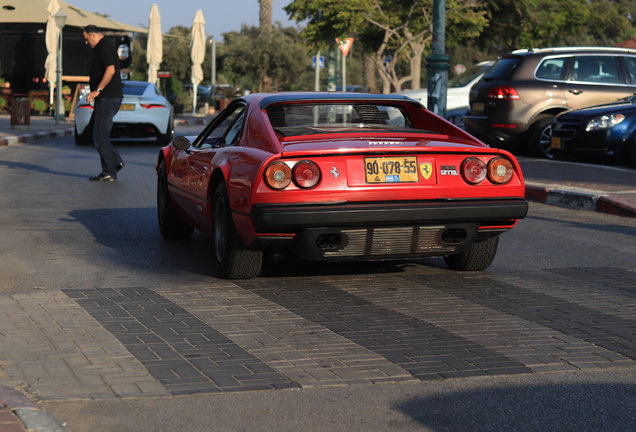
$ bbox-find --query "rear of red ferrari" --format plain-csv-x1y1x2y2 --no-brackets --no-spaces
233,95,528,271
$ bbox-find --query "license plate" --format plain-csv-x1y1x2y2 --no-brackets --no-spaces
550,136,563,149
365,157,419,183
472,102,485,112
119,104,135,111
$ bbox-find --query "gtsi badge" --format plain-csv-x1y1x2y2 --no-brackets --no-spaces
419,162,433,180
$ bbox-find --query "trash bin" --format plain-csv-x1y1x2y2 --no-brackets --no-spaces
10,99,31,130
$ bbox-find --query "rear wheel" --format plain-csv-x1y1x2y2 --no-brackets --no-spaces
157,161,194,239
444,236,499,271
157,116,174,146
529,116,554,159
213,182,262,279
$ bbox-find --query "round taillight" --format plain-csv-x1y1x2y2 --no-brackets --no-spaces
293,160,320,189
488,157,514,184
461,157,487,184
264,161,292,189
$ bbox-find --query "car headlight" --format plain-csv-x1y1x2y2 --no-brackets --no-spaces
585,114,625,131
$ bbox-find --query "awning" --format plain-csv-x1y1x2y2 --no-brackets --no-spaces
0,0,147,33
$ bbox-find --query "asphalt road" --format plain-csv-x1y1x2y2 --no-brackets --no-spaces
1,129,636,431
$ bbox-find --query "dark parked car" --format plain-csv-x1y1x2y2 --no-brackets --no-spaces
465,47,636,159
551,96,636,167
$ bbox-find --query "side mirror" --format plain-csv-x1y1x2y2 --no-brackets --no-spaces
172,136,191,150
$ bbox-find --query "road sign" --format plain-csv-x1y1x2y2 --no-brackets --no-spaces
335,38,354,57
312,56,325,69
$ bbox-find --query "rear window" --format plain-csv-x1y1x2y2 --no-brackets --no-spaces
482,57,523,81
266,103,422,137
122,84,148,96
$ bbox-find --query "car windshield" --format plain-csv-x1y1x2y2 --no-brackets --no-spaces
123,84,148,96
448,63,490,88
267,103,431,136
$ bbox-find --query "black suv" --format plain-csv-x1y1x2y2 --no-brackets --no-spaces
464,47,636,158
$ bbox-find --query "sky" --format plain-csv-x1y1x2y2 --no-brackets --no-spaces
67,0,300,39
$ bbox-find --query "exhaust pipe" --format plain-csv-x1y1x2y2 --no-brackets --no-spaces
441,229,467,244
316,233,342,249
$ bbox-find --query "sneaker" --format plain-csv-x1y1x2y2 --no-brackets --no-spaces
116,162,125,172
89,173,117,181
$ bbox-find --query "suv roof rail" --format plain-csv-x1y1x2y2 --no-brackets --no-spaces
511,46,636,54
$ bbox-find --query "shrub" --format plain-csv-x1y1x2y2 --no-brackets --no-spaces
32,99,47,113
0,97,7,112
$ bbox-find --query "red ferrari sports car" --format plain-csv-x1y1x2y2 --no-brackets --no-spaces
157,92,528,279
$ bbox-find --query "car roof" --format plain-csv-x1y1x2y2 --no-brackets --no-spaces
508,46,636,56
244,92,423,109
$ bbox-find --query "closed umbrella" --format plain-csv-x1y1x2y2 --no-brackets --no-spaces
190,10,206,114
44,0,61,107
146,4,162,85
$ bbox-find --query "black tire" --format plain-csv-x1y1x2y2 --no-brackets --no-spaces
529,116,555,159
213,182,262,279
443,236,499,271
157,116,174,146
157,161,194,239
74,125,91,146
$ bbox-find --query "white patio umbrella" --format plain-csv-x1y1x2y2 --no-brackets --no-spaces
146,4,162,85
44,0,61,107
190,10,206,114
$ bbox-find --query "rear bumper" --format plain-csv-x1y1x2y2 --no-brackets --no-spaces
252,198,529,228
250,198,528,261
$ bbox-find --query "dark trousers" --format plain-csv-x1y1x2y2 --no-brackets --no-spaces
87,97,123,176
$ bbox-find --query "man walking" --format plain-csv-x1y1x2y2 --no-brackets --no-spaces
83,25,125,181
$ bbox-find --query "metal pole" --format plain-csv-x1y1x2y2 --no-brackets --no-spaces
210,38,216,111
341,51,346,92
314,50,320,91
426,0,450,118
55,28,63,126
327,45,336,92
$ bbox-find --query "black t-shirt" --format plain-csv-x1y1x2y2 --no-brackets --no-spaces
89,37,123,98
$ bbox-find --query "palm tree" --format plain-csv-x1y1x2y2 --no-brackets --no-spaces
259,0,273,30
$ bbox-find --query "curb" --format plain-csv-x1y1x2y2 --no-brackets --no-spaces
526,184,636,218
0,385,67,432
0,117,210,148
0,128,73,147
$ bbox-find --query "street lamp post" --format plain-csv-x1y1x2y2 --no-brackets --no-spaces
426,0,449,118
54,8,67,126
210,37,216,112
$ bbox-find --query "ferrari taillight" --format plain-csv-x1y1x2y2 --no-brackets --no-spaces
461,158,487,184
461,156,515,185
141,104,165,109
264,160,321,190
264,162,292,189
293,160,320,188
487,157,514,184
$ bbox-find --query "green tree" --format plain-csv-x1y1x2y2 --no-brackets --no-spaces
475,0,635,53
285,0,488,93
221,25,311,92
